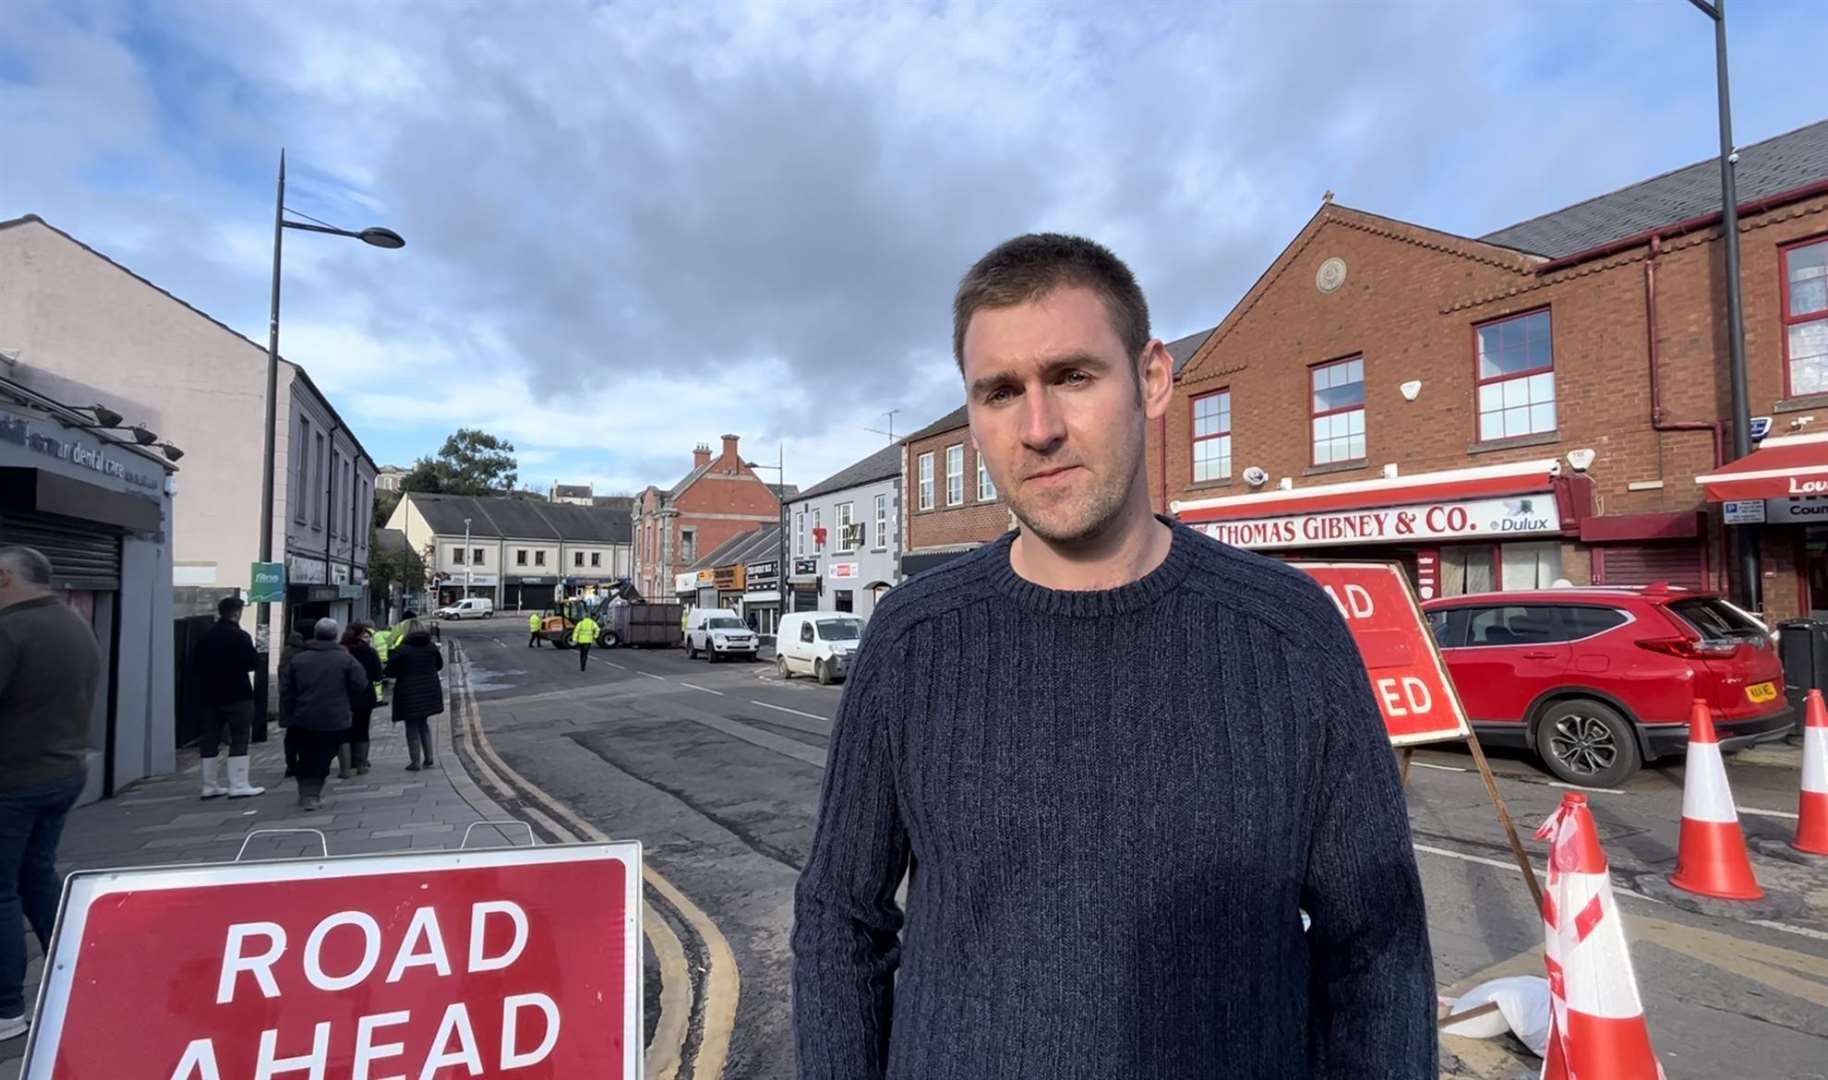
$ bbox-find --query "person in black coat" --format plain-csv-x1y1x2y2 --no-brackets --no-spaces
384,629,444,771
280,618,369,810
277,631,306,778
341,623,384,776
188,596,266,799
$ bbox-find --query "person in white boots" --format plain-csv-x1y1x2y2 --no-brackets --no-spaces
0,546,101,1042
187,595,265,799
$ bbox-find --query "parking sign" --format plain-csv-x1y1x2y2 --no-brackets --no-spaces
21,842,643,1079
1291,561,1472,746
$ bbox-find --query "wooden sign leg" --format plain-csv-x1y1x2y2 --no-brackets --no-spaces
1398,747,1415,786
1462,734,1545,912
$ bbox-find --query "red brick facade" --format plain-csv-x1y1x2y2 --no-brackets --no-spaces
903,419,1012,557
1152,194,1828,620
632,434,781,599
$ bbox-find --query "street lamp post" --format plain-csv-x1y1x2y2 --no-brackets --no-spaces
747,446,788,637
255,148,404,737
1688,0,1758,611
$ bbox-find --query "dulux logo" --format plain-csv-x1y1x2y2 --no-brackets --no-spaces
1496,497,1553,534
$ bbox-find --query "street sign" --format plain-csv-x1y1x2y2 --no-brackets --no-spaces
1723,499,1767,525
1290,561,1471,746
249,561,286,603
20,843,642,1080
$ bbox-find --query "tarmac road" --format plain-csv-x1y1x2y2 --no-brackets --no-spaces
442,617,1828,1079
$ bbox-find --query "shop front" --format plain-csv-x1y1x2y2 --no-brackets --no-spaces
1,380,178,802
713,563,745,612
1698,431,1828,619
435,572,497,608
1171,459,1592,600
503,574,556,612
743,558,781,635
788,557,820,613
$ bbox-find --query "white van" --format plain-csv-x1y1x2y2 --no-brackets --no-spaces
435,597,494,620
686,609,759,661
775,612,865,684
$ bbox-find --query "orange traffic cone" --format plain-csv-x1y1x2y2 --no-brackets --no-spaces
1668,699,1764,899
1536,792,1665,1080
1796,690,1828,856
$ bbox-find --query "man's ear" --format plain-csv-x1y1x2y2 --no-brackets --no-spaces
1139,340,1174,421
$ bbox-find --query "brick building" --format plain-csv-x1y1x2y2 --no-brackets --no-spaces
631,434,786,601
1156,117,1828,621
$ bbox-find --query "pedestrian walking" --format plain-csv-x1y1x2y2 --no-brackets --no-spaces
0,547,101,1042
528,610,543,648
277,631,306,778
572,611,599,671
385,627,444,771
340,623,384,776
278,618,367,811
792,235,1435,1079
187,595,266,799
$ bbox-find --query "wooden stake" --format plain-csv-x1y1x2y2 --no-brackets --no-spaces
1437,999,1503,1030
1398,747,1415,786
1463,734,1544,912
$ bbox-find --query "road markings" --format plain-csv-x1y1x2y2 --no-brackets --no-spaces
639,672,668,682
1740,805,1801,820
1411,844,1658,904
1411,762,1467,773
679,682,726,696
608,661,628,670
448,643,737,1080
1750,919,1828,942
750,700,831,723
1549,780,1627,795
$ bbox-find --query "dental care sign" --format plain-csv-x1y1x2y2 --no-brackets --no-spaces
1194,495,1558,550
1290,561,1471,747
20,843,642,1080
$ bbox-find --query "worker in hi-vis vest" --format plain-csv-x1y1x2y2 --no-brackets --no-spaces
572,614,600,672
528,610,543,648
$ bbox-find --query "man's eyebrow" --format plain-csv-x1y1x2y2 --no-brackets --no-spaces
968,353,1108,397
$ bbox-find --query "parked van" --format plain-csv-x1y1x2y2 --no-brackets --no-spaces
435,597,495,620
686,608,760,661
775,612,865,684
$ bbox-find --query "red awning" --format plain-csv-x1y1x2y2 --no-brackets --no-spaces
1697,434,1828,501
1173,459,1561,524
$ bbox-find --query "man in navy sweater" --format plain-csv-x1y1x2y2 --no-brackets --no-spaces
791,234,1435,1078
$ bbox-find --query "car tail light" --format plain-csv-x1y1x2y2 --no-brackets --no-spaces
1636,636,1740,660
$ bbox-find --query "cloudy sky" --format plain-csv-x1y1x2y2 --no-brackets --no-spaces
4,0,1821,495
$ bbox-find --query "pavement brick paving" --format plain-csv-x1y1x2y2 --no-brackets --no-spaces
0,689,521,1079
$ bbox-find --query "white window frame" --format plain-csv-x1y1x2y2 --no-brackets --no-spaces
976,451,996,501
873,494,889,550
918,452,935,511
795,511,804,557
946,444,964,506
294,418,311,523
837,502,855,553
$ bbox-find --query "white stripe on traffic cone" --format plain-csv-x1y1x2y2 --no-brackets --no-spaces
1795,690,1828,855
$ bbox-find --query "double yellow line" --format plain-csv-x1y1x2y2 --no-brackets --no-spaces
447,643,741,1079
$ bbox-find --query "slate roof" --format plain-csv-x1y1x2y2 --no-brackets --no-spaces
591,495,634,511
1480,117,1828,259
905,404,968,442
407,493,632,543
1167,326,1217,375
690,523,781,571
792,443,902,504
374,528,409,556
552,484,592,498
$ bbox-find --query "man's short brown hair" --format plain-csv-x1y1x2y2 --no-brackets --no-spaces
951,233,1151,371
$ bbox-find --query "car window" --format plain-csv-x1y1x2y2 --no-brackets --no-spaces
816,619,863,641
1559,606,1628,639
707,615,743,629
1666,598,1764,643
1427,609,1466,649
800,623,815,643
1465,605,1563,646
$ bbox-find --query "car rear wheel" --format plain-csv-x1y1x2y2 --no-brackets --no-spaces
1534,699,1641,788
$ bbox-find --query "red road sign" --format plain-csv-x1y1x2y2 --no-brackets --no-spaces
21,842,641,1079
1291,561,1471,747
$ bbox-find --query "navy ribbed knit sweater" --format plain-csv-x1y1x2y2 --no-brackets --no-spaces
790,520,1436,1079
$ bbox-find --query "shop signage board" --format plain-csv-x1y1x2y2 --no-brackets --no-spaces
1195,495,1559,550
1289,561,1471,747
829,562,858,580
712,565,745,591
674,572,698,593
20,843,642,1080
1763,497,1828,524
248,562,286,604
792,557,819,578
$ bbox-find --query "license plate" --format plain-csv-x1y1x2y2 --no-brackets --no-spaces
1746,681,1777,703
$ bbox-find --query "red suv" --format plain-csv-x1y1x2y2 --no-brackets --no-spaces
1421,585,1793,787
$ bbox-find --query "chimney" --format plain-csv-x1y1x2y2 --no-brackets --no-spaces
720,434,740,463
693,443,711,469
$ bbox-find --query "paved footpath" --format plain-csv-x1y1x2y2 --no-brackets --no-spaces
0,686,519,1079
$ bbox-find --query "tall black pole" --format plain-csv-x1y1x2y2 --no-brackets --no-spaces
253,148,286,740
778,442,787,626
1710,0,1759,611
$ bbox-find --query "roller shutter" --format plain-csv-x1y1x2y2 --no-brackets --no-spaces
1592,542,1705,590
0,509,122,589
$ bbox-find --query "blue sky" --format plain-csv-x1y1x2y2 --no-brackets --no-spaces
3,0,1822,495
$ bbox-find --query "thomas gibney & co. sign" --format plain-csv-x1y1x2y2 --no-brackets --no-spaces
1193,496,1559,550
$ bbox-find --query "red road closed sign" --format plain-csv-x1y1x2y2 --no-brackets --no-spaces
1291,561,1471,747
20,843,642,1079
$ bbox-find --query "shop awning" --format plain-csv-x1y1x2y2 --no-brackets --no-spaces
1697,433,1828,501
